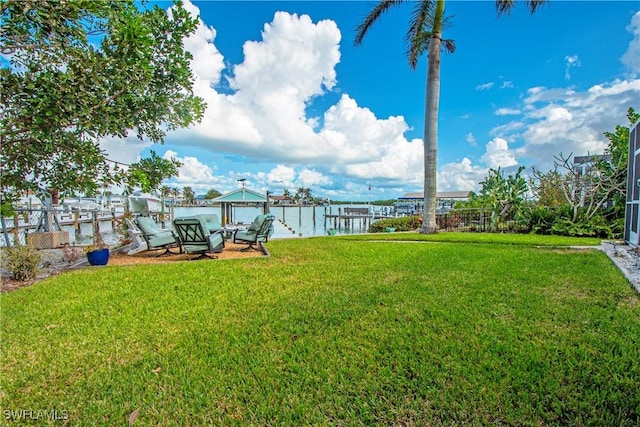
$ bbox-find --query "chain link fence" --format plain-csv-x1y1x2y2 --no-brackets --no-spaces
436,209,528,233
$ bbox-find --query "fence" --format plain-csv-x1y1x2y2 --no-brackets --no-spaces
436,209,528,233
0,208,126,248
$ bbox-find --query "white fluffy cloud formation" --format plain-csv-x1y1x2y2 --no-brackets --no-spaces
162,150,220,191
166,3,424,188
438,158,487,192
564,54,581,80
480,138,518,169
622,11,640,75
518,79,640,167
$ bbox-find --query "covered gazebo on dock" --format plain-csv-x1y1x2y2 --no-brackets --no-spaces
213,187,269,225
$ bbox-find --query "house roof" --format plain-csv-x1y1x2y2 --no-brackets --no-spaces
212,188,267,203
399,191,472,200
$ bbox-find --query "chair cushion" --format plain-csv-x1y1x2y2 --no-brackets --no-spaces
234,229,256,242
148,234,179,248
136,217,163,236
248,214,266,231
208,232,224,253
195,214,222,233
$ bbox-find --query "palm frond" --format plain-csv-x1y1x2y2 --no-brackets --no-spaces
495,0,515,16
354,0,406,46
442,39,456,54
496,0,548,16
407,1,455,69
528,0,549,13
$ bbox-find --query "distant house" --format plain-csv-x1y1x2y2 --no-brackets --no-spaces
395,191,472,214
271,195,295,206
625,119,640,246
573,154,611,176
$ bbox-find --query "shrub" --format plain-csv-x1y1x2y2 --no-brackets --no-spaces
368,216,421,233
550,213,612,238
1,245,42,281
524,206,561,235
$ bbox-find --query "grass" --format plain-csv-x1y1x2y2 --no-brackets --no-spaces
2,234,638,425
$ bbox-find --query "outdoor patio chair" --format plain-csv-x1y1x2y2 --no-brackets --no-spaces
126,217,181,256
194,214,222,234
173,217,225,260
232,213,275,252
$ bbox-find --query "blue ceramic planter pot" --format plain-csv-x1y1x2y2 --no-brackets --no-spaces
87,248,110,266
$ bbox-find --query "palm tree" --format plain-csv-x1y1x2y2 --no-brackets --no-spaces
182,186,195,205
355,0,547,233
295,187,306,202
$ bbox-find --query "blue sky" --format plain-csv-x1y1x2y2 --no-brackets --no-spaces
101,1,640,200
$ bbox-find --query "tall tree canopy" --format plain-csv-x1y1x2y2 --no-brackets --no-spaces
1,0,205,202
355,0,546,233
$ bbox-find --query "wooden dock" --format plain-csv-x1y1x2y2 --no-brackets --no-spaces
323,207,393,231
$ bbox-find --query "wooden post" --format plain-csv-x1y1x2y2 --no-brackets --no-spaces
282,206,286,223
323,206,327,228
12,212,19,245
92,211,100,244
74,211,81,236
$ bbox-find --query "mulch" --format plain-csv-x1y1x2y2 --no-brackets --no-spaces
1,242,267,293
109,242,267,265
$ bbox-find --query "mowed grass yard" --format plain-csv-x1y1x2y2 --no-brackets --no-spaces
2,233,639,425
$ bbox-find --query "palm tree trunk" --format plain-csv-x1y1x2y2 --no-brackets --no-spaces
421,0,444,234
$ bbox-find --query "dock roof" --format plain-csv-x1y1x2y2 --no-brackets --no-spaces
213,188,267,203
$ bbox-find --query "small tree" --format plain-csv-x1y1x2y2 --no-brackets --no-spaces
124,151,182,194
532,152,625,223
204,189,222,200
477,166,528,231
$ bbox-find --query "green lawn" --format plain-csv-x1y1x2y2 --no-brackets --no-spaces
2,234,638,425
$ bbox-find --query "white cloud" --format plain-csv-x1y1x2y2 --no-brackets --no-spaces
162,150,218,191
175,2,225,84
501,81,514,89
480,137,518,169
476,82,495,91
438,158,487,192
167,3,421,172
495,108,521,116
622,11,640,75
564,54,581,80
99,136,151,166
266,165,296,187
466,132,477,146
298,169,332,186
495,79,640,170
